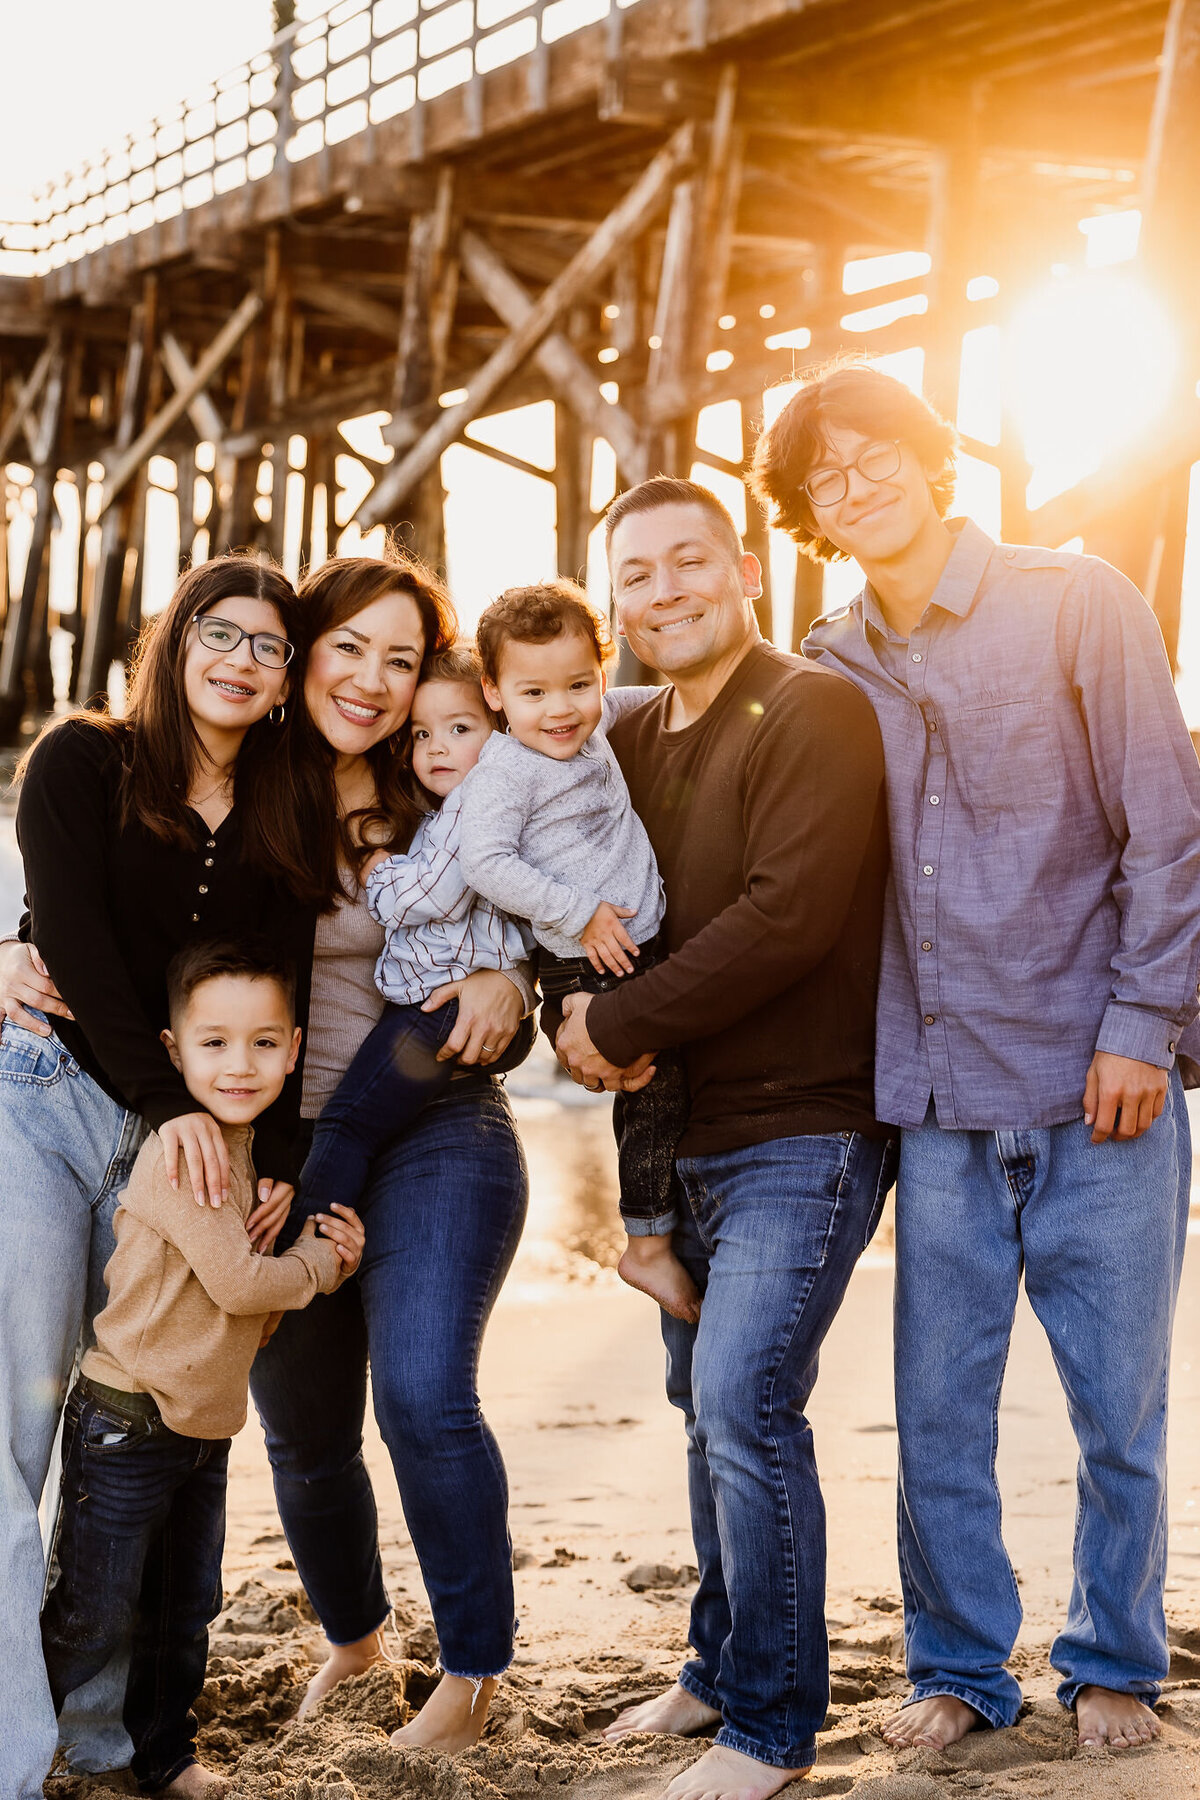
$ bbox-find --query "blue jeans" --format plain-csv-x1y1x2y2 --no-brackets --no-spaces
665,1130,898,1769
894,1072,1191,1728
250,1075,528,1677
41,1380,228,1794
0,1019,147,1799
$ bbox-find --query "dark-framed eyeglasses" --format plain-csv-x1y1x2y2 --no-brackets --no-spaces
803,440,903,508
192,613,294,669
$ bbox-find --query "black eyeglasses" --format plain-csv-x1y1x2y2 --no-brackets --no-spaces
192,613,294,669
804,440,903,508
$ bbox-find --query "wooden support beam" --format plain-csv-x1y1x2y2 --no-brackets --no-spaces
554,398,594,585
294,277,402,344
0,338,58,467
924,103,982,422
159,333,228,444
99,291,262,516
77,291,154,704
459,433,554,485
458,229,646,483
0,347,66,737
359,124,695,529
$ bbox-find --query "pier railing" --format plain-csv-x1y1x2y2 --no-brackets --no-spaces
10,0,641,277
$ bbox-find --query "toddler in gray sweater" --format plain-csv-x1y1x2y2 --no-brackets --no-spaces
460,582,699,1323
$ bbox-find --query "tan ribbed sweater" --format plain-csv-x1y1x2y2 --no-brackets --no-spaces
84,1125,343,1438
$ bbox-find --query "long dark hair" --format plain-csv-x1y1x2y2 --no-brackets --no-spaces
295,548,457,900
18,555,328,906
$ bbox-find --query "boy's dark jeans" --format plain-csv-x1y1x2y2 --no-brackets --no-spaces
298,999,535,1222
41,1378,228,1793
538,938,688,1236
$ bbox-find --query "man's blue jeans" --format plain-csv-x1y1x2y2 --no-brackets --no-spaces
666,1130,898,1770
0,1019,146,1799
894,1071,1191,1728
41,1380,228,1794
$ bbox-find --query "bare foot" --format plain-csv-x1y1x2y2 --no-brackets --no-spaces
603,1681,721,1742
298,1626,390,1717
391,1671,498,1751
665,1745,808,1800
882,1695,983,1749
618,1240,702,1324
156,1764,230,1797
1076,1685,1160,1749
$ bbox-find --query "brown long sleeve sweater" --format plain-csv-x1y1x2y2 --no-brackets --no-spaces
84,1125,343,1438
587,642,891,1156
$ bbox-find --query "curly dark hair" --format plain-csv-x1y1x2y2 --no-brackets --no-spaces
476,579,615,685
750,357,958,562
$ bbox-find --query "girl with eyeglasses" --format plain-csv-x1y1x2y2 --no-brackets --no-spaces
0,554,321,1797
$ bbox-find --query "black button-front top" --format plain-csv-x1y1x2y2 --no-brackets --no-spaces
15,717,314,1184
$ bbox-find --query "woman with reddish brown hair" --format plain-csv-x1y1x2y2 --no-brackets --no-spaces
0,554,318,1799
249,551,535,1753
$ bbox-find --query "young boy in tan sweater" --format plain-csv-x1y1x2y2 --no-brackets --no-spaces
40,938,364,1799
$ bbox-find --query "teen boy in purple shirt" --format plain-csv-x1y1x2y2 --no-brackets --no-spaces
753,361,1200,1756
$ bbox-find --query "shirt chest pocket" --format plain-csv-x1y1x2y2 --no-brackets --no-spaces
944,698,1060,817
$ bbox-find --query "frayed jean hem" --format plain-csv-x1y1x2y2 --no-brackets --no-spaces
714,1727,817,1771
622,1212,678,1238
907,1681,1016,1731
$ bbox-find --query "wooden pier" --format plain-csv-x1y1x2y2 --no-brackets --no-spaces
1,0,1198,739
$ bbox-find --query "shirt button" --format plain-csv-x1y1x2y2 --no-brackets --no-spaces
206,839,216,849
192,913,200,923
1169,1040,1177,1053
923,1014,936,1026
929,794,940,805
923,865,934,876
198,885,208,895
204,857,214,867
921,941,933,952
911,652,922,663
928,719,939,732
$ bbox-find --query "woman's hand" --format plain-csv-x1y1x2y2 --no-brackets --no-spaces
422,968,524,1066
0,940,73,1036
159,1112,231,1209
248,1180,294,1254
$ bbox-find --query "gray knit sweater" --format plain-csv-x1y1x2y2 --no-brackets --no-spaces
458,688,665,958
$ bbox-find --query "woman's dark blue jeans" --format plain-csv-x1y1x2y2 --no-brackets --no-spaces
249,1075,528,1678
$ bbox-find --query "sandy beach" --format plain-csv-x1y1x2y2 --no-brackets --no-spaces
5,818,1200,1800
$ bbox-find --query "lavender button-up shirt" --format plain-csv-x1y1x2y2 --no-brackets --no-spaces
805,518,1200,1130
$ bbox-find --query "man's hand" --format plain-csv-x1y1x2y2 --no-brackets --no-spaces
1083,1051,1168,1144
580,903,640,977
247,1180,294,1254
258,1310,284,1350
313,1202,366,1274
555,992,657,1093
422,967,523,1065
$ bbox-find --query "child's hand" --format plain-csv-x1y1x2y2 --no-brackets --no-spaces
362,847,393,879
314,1202,366,1274
580,903,640,977
258,1310,284,1349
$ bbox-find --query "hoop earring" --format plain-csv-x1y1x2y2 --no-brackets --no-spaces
269,702,286,726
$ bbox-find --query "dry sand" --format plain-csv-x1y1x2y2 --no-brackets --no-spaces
37,1045,1200,1800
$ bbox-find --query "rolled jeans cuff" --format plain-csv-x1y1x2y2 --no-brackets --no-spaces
678,1667,722,1713
714,1727,816,1772
622,1211,678,1238
907,1680,1017,1731
1057,1678,1161,1713
325,1603,393,1649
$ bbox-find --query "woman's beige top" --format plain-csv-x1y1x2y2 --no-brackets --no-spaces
302,883,387,1119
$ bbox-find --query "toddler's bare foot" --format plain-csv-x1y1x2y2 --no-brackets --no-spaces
603,1681,721,1741
882,1695,982,1749
618,1239,701,1323
391,1671,498,1750
298,1625,389,1717
665,1745,808,1800
155,1763,230,1797
1076,1685,1160,1749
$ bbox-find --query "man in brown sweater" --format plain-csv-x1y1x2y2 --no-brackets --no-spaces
556,478,894,1800
40,939,363,1799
